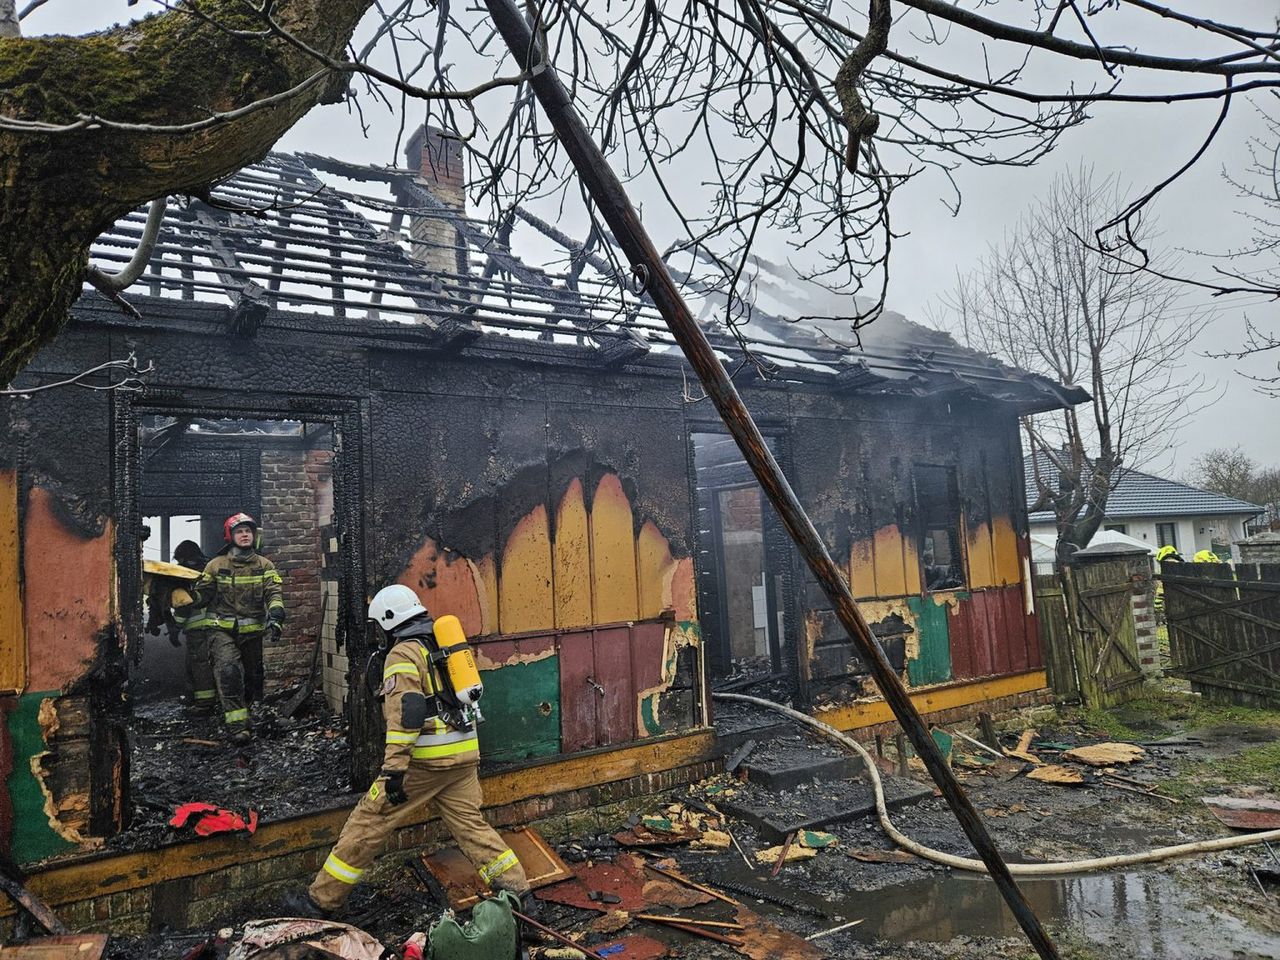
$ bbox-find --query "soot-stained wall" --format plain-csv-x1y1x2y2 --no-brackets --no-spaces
790,391,1041,707
0,302,1045,865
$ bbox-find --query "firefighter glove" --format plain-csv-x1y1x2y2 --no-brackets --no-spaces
266,621,283,644
381,770,408,806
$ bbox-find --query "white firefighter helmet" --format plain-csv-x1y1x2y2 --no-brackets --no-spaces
368,584,428,632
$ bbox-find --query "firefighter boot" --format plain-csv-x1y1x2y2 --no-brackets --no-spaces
279,887,332,920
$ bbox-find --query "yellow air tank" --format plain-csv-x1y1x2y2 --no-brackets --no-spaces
433,614,484,712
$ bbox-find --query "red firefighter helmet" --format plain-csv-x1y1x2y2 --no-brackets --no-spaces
223,512,258,542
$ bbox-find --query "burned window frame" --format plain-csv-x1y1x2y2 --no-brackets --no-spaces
913,463,967,593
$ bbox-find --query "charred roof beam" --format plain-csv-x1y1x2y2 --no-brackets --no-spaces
393,177,648,364
190,209,272,338
273,155,480,352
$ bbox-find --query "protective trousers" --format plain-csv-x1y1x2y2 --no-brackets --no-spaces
209,629,250,732
184,630,216,710
309,761,529,911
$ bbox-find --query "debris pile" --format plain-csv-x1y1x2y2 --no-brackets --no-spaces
120,698,352,849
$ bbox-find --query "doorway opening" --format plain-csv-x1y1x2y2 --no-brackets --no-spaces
691,432,792,688
122,413,356,843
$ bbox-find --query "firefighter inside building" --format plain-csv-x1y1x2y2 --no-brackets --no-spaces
171,540,217,713
283,584,538,931
180,512,286,745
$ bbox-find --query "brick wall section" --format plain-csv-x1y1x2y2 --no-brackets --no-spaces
259,446,333,690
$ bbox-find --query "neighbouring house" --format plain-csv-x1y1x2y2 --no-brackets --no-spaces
0,126,1085,930
1026,451,1262,566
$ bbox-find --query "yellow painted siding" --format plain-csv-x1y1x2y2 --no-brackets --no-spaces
902,530,922,595
850,539,876,599
816,670,1048,732
498,505,554,633
553,479,593,628
0,469,24,694
476,556,500,636
965,520,997,589
590,473,639,623
636,520,676,619
991,516,1022,586
872,526,909,597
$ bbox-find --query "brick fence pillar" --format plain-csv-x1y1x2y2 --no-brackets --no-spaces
1127,552,1160,677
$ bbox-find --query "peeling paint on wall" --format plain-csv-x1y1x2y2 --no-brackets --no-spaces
397,472,695,641
6,693,73,862
633,620,701,736
966,517,1022,589
23,487,112,693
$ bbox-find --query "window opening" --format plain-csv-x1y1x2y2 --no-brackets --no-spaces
915,465,965,592
1156,522,1178,550
1104,523,1128,536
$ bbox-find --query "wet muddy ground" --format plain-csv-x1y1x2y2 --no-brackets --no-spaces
93,688,1280,958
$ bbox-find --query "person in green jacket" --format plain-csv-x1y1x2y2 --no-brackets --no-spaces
186,513,285,744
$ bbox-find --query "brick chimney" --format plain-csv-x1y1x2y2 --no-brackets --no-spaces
404,124,467,279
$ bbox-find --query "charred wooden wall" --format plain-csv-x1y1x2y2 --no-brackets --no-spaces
790,391,1041,707
0,300,1043,865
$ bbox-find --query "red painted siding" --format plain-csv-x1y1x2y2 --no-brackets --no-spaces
950,585,1038,681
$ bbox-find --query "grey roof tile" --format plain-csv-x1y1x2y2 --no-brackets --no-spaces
1025,450,1262,523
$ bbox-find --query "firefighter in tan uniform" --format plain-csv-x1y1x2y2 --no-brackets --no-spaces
294,585,529,917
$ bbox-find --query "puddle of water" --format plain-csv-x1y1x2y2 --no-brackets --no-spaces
842,870,1280,959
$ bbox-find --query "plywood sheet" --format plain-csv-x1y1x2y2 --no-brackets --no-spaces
475,644,560,763
557,631,597,753
421,827,573,911
1063,743,1145,767
1203,795,1280,831
23,488,112,692
906,595,952,687
636,520,676,619
594,625,635,746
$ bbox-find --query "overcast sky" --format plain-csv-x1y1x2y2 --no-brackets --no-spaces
25,2,1280,479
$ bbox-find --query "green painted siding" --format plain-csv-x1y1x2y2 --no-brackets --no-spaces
906,596,954,687
477,657,561,762
8,691,74,864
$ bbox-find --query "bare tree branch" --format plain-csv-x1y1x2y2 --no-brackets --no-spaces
941,168,1217,552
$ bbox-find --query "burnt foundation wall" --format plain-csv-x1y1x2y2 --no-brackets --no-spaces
1,303,1046,865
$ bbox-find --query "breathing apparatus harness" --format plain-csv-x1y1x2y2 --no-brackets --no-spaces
366,613,485,730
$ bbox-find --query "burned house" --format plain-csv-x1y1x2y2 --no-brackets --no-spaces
0,127,1084,927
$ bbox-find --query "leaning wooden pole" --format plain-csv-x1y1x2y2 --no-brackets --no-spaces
483,3,1060,957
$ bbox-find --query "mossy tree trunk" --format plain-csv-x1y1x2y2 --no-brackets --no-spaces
0,0,375,384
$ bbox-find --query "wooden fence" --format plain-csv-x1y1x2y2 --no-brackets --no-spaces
1162,563,1280,709
1034,553,1145,708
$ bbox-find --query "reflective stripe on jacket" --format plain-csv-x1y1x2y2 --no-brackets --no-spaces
191,552,285,635
381,639,479,772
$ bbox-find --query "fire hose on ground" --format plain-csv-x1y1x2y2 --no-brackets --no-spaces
713,691,1280,875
